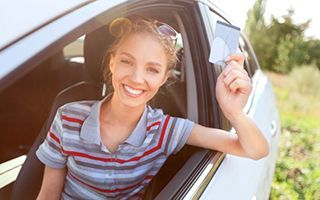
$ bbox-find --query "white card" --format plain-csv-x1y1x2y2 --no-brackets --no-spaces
209,21,240,64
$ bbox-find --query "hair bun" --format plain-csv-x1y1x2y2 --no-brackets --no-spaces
109,17,132,37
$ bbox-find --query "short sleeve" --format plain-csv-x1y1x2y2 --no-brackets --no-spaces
36,108,67,168
166,117,194,155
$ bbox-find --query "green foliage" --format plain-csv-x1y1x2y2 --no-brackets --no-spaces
245,0,266,32
245,1,320,73
267,70,320,199
274,35,294,73
304,39,320,70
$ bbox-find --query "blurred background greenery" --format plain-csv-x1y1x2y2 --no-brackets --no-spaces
245,0,320,199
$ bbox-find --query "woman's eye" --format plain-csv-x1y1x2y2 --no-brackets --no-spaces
147,67,159,74
120,59,132,65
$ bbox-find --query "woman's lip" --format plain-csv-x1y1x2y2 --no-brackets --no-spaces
122,84,145,98
123,84,145,91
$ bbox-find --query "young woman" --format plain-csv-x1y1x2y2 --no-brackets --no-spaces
36,16,269,199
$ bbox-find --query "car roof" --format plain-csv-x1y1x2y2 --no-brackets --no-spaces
0,0,90,50
0,0,131,91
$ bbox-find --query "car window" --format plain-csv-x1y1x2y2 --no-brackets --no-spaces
63,35,85,64
0,42,87,161
240,36,258,76
203,5,256,120
0,55,62,164
0,32,90,195
0,51,66,196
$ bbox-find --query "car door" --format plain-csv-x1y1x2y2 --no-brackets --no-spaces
197,2,280,200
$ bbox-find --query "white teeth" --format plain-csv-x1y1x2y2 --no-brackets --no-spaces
124,85,143,95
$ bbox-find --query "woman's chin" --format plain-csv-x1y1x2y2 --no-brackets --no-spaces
118,92,146,108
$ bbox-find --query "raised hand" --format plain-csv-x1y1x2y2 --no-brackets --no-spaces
215,53,252,121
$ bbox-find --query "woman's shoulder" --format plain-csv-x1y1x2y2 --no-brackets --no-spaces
146,105,181,123
57,100,98,118
146,105,193,128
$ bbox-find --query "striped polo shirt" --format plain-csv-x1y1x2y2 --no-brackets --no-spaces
36,95,194,199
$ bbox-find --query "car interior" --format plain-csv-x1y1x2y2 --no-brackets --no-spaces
6,11,199,199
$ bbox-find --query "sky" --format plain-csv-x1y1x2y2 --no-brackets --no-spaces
217,0,319,39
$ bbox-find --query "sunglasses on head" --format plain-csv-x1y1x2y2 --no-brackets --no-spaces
155,21,178,44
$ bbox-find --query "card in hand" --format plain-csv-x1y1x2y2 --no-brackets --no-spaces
209,21,240,68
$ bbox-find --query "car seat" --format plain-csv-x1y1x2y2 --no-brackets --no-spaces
11,29,106,199
10,81,103,200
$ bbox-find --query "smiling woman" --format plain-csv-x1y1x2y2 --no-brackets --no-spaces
35,16,196,200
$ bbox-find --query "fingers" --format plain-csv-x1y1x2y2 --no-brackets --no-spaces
221,59,252,93
229,78,252,93
225,53,245,66
223,69,249,87
222,61,248,77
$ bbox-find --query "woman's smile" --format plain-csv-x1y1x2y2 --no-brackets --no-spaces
122,84,145,98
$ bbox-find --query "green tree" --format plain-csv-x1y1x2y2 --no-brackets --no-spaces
245,1,314,73
305,39,320,70
245,0,270,70
266,10,310,72
245,0,266,33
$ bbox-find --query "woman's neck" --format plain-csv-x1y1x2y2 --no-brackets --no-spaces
100,95,145,127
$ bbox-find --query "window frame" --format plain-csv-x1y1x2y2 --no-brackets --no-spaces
177,1,262,198
156,1,228,199
241,33,260,75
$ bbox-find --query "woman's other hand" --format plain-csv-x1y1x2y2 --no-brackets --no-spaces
216,53,252,122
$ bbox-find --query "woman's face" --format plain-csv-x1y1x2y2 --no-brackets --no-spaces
109,33,169,108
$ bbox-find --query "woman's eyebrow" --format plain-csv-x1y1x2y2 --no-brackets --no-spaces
120,52,135,59
148,61,163,68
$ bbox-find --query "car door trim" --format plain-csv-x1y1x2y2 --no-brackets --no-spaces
183,152,225,199
156,1,225,199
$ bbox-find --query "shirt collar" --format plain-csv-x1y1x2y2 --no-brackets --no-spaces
123,107,147,146
79,95,109,145
80,95,148,147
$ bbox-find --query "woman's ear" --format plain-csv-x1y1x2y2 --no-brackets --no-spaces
109,54,115,74
160,70,171,85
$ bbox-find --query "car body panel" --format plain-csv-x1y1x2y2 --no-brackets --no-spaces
0,0,128,90
200,71,280,200
196,2,280,199
0,0,89,50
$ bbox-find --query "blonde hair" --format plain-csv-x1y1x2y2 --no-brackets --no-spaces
103,16,178,83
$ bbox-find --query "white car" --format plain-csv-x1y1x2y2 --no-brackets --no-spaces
0,0,280,199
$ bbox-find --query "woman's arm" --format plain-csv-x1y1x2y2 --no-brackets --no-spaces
187,114,269,160
37,166,66,200
187,53,269,160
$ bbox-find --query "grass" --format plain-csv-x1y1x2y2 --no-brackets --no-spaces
267,66,320,200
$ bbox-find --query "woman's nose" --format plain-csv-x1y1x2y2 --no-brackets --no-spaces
130,68,144,83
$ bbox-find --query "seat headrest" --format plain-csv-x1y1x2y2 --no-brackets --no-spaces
84,25,113,83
